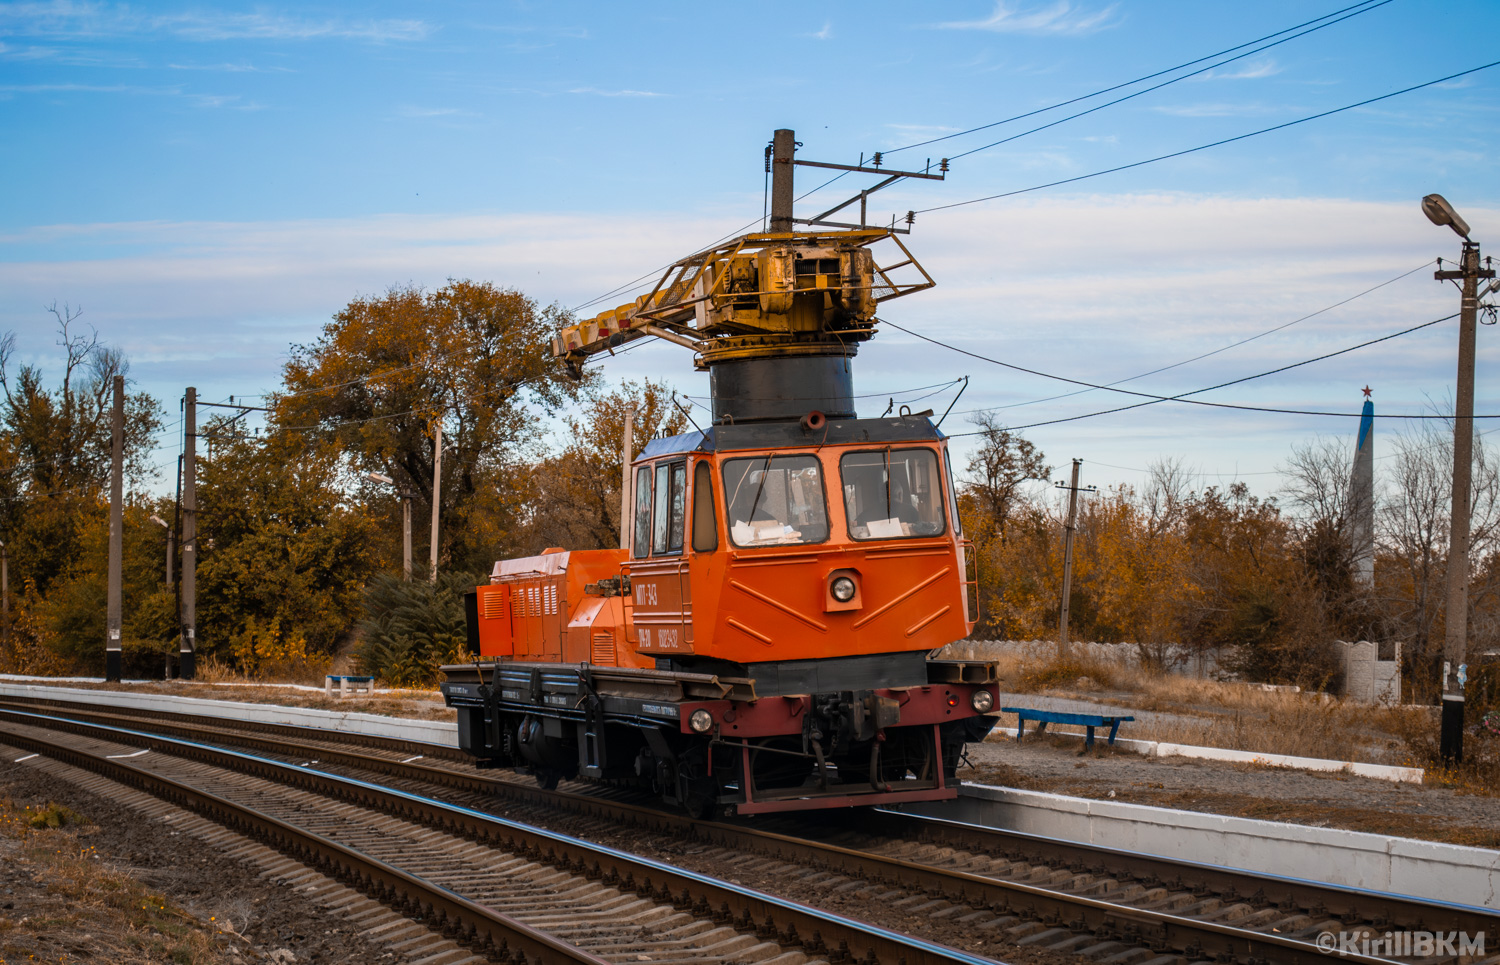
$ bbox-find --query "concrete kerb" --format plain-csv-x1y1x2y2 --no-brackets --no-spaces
904,783,1500,911
0,682,460,748
988,725,1424,784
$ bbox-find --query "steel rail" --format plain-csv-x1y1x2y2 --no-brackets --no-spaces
5,697,1492,964
0,707,1001,965
0,721,611,965
857,809,1500,940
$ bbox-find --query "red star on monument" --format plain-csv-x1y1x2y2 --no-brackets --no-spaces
1362,385,1372,398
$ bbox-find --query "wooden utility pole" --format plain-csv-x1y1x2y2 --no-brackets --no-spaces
619,405,636,549
429,418,443,582
1055,459,1094,660
181,387,197,680
106,375,124,682
401,493,413,582
1436,240,1493,763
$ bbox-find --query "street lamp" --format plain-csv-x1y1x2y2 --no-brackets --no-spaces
149,514,175,585
1425,192,1495,764
1423,193,1471,240
367,472,415,581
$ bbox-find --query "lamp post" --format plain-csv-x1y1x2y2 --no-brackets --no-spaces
367,472,414,581
1423,193,1495,764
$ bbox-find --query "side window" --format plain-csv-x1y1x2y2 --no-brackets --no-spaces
632,466,653,559
943,448,963,536
668,463,687,552
652,463,671,554
691,460,718,552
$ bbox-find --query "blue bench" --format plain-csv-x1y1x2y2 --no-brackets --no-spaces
1001,707,1134,749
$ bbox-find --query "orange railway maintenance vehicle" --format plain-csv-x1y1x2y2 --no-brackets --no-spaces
440,130,1002,815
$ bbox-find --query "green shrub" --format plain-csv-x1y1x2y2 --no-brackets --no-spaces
354,570,486,688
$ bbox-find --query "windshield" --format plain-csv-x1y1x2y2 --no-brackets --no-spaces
840,448,946,540
721,454,829,547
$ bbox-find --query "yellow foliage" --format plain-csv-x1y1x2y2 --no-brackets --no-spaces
228,616,331,684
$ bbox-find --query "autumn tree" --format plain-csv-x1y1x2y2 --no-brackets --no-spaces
0,306,162,597
962,412,1050,544
195,418,375,666
276,281,581,573
1377,420,1500,697
520,379,688,553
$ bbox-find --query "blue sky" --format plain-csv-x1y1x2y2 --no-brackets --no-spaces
2,0,1498,498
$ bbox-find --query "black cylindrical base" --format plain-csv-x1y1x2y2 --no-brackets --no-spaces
709,354,855,424
105,650,122,683
1440,696,1464,764
180,649,195,680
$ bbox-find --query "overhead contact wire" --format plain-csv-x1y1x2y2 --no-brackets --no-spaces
889,313,1482,434
884,0,1391,156
917,61,1500,215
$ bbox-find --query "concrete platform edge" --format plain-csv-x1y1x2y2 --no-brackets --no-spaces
897,782,1499,910
0,682,460,747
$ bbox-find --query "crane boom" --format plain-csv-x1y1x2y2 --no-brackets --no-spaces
551,227,934,377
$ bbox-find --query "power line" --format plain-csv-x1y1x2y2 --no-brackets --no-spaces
944,1,1394,163
895,312,1490,436
957,261,1433,417
916,60,1500,216
884,0,1389,157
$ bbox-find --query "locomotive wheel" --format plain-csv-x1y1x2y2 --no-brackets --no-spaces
533,766,562,790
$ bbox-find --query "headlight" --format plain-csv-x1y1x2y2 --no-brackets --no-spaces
830,576,857,602
689,709,715,733
970,689,994,713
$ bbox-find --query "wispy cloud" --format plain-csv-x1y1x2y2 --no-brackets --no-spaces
0,81,157,93
168,61,294,73
395,105,476,119
1193,58,1280,82
0,80,259,108
566,86,664,98
807,20,831,40
0,2,432,43
933,2,1119,35
155,11,429,42
1152,102,1276,118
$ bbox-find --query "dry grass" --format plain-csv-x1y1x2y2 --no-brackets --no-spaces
194,652,334,687
0,796,228,964
977,647,1443,769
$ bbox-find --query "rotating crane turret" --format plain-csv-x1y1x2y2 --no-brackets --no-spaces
552,129,946,424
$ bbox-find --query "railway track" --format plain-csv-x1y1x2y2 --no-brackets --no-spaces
2,694,1496,965
0,704,999,965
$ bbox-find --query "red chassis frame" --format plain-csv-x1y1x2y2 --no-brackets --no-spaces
678,683,992,814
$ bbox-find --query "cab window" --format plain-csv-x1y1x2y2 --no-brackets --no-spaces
840,448,946,540
691,460,718,552
943,448,963,536
721,454,829,547
647,461,687,556
632,466,653,558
